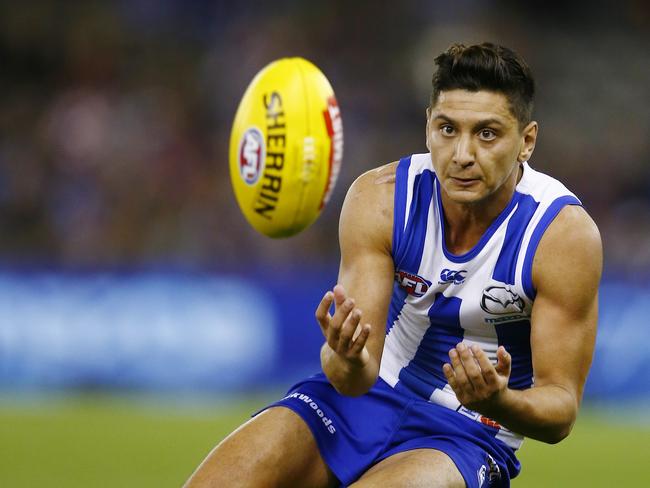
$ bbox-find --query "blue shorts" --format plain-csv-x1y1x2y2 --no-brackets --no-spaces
260,373,520,487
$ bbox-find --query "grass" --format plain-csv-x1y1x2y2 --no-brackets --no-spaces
516,407,649,487
0,394,648,487
0,393,261,488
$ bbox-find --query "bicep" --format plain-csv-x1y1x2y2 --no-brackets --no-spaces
337,165,396,360
530,205,602,401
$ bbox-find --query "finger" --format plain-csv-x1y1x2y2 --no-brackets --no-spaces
331,297,355,325
349,324,371,355
471,345,499,386
495,346,511,377
443,362,459,391
448,347,472,393
332,284,347,307
457,343,485,391
338,308,362,351
314,291,334,334
329,298,354,348
443,363,465,401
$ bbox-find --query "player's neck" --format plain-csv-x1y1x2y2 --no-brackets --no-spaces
441,164,522,255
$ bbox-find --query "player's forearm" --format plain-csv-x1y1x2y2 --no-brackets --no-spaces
320,343,379,396
482,384,578,444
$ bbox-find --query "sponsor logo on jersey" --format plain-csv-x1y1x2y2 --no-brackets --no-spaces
239,127,265,185
438,268,467,285
479,415,502,429
480,285,525,315
395,270,431,297
457,405,504,432
284,391,336,434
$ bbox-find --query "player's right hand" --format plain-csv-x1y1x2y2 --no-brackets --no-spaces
315,284,371,368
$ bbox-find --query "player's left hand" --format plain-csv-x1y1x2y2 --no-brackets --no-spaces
443,343,511,413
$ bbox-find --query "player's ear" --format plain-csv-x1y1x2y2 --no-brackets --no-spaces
518,121,538,162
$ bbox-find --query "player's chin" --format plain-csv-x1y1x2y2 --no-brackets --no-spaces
445,187,486,204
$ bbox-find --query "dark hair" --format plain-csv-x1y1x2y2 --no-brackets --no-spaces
430,43,535,128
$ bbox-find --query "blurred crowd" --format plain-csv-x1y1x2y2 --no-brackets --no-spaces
1,0,649,275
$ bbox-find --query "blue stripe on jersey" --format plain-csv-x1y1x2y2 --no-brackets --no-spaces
392,156,412,259
492,194,540,285
435,177,522,264
399,171,434,268
522,196,582,300
396,293,464,399
387,163,433,335
386,283,408,335
393,170,434,271
495,320,533,390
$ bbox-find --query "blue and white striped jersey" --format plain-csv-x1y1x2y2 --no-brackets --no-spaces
379,153,581,449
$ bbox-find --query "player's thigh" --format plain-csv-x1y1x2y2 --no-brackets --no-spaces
350,448,465,488
184,406,338,488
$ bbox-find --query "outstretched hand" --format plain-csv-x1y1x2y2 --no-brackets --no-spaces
443,343,512,413
315,284,371,368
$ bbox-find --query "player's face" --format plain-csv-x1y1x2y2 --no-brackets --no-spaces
426,90,537,207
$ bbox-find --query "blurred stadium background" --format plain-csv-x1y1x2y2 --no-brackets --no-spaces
1,1,649,486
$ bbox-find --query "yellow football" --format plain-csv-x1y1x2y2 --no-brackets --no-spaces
229,57,343,238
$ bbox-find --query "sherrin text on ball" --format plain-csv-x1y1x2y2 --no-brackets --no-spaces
229,57,343,238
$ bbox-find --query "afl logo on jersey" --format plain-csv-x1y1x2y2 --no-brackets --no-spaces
238,127,266,185
395,270,431,297
480,285,525,315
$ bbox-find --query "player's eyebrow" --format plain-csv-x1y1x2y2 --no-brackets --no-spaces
471,118,506,130
432,114,506,130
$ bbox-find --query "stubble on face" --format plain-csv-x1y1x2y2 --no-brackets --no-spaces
427,90,524,210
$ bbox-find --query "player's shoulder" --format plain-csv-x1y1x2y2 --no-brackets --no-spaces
344,161,397,211
533,204,602,297
518,163,576,203
349,153,430,194
528,161,600,250
350,161,398,191
339,161,398,251
519,162,601,262
543,204,601,254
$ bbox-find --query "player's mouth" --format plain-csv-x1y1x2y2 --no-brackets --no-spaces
450,176,480,187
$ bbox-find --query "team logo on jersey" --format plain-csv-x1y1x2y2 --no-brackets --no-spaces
438,268,467,285
480,285,525,315
395,270,431,297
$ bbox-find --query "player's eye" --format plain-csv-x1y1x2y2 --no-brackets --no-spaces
440,125,455,136
479,128,497,141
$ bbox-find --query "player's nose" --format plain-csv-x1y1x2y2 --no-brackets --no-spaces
452,134,475,167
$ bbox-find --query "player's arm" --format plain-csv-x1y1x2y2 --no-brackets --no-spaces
444,205,602,443
315,163,396,396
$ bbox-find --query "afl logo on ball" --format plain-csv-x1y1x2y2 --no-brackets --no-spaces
238,127,266,185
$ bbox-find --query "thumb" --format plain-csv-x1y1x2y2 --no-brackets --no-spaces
495,346,511,377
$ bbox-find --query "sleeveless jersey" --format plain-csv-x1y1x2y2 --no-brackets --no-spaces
380,153,581,450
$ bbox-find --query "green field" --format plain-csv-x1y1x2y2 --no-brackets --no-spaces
1,394,648,487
